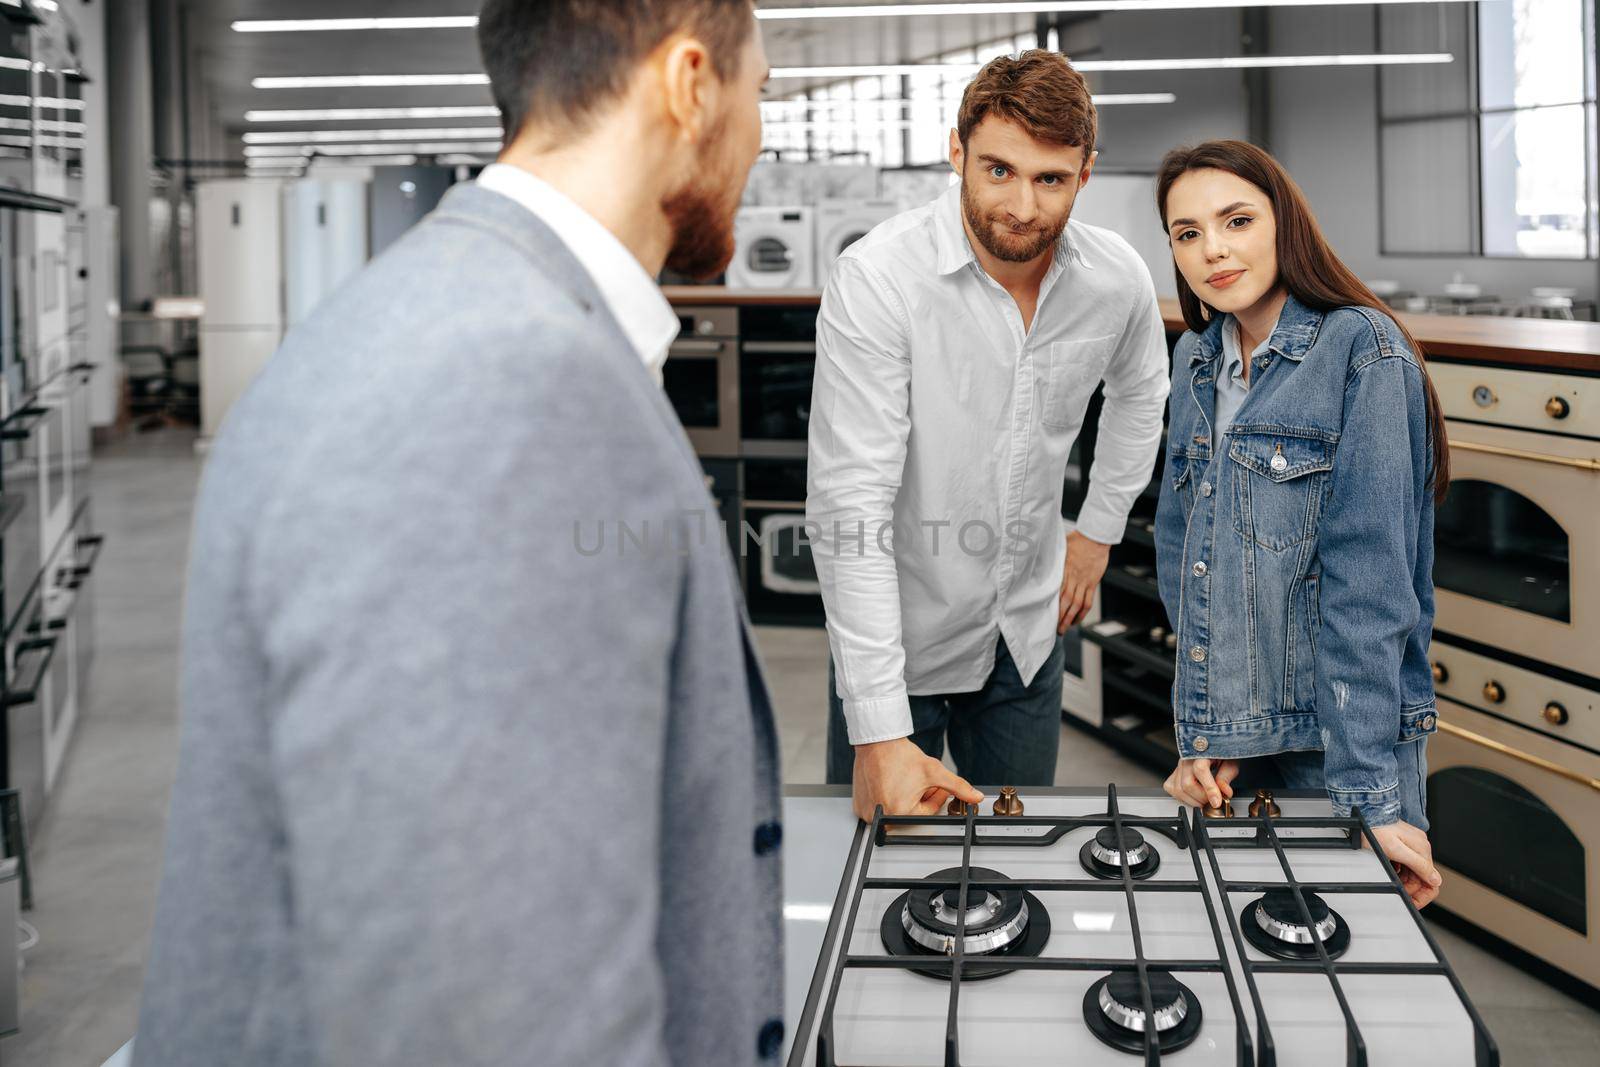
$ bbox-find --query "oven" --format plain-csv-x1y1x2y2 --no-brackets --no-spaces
35,347,72,562
739,304,815,459
2,598,52,838
741,457,824,626
0,402,44,636
1428,362,1598,675
36,535,78,792
700,458,742,582
1425,636,1600,991
662,305,739,457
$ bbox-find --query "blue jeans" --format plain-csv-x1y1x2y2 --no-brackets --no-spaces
1235,738,1429,830
826,635,1064,788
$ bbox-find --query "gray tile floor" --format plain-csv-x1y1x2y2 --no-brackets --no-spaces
7,427,1597,1065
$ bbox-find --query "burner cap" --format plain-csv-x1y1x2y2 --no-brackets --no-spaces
1257,889,1338,944
880,867,1053,980
902,867,1028,957
1240,891,1351,961
1079,825,1160,880
1101,971,1189,1033
1083,970,1204,1054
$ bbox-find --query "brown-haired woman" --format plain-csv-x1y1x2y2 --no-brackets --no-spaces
1152,139,1447,909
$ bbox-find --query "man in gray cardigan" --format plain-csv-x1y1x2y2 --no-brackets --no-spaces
134,3,783,1064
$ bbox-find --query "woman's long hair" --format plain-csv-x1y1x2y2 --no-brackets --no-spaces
1155,140,1449,503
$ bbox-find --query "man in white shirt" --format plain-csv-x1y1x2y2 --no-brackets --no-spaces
808,51,1171,821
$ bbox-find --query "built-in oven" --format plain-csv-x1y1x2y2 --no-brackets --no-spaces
1428,362,1597,676
0,403,44,636
2,598,53,839
741,457,824,626
700,458,742,582
739,304,815,459
662,306,739,457
1425,635,1600,994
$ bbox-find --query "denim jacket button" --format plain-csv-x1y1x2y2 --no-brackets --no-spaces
1422,714,1437,731
1270,453,1288,473
1189,646,1206,663
1193,736,1209,753
1192,561,1208,577
1200,481,1213,497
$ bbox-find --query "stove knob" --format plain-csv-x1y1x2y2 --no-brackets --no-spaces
1546,396,1571,420
1431,661,1448,684
1248,788,1281,819
1544,702,1569,726
1202,799,1235,819
1483,680,1505,704
947,795,978,817
992,786,1024,817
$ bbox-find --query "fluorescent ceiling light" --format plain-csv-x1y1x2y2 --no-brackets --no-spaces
0,94,86,110
243,127,502,144
245,105,500,122
244,141,502,158
755,1,1467,18
251,73,488,89
234,17,477,32
761,92,1173,109
771,53,1453,78
0,117,84,131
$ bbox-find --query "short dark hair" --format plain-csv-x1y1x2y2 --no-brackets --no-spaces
957,50,1097,159
478,0,755,141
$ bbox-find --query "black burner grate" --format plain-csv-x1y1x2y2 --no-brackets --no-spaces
794,785,1255,1067
1195,804,1500,1067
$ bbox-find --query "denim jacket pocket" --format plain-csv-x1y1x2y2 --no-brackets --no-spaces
1228,432,1334,552
1043,335,1117,429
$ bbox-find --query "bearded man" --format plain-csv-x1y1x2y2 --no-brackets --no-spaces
807,51,1171,821
135,3,787,1064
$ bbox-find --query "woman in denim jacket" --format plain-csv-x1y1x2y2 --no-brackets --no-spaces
1152,141,1448,908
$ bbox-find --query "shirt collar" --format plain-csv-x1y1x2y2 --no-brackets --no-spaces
1190,291,1322,367
476,163,679,379
932,179,1090,279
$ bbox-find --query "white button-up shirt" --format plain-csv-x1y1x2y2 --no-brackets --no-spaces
476,163,679,378
807,182,1171,744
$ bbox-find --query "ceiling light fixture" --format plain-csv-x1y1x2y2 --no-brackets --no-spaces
755,1,1468,18
243,126,502,145
243,141,503,158
251,74,489,89
0,93,85,110
233,17,478,32
245,105,501,123
762,91,1173,109
771,53,1452,78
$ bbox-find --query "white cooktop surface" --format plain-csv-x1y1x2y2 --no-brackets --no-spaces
782,788,1485,1067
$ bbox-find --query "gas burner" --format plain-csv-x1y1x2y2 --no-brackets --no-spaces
879,866,1052,980
1240,888,1351,961
1079,825,1161,880
1083,969,1204,1055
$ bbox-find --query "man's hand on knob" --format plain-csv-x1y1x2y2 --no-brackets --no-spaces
852,736,983,822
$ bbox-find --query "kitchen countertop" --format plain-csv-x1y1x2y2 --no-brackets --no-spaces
664,287,1600,373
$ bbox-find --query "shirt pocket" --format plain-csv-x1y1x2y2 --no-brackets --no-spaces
1227,431,1334,552
1042,335,1117,430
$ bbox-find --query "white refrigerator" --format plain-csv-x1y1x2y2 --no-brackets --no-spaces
283,177,369,329
197,179,285,440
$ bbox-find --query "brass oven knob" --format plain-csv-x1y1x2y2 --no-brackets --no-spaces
1546,396,1571,420
1248,788,1281,819
992,786,1024,817
1544,702,1569,726
1431,662,1448,684
1483,681,1505,704
947,796,978,817
1202,798,1235,819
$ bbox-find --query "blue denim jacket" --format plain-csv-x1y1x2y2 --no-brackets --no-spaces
1154,295,1438,825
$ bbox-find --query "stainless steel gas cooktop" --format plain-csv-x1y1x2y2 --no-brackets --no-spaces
785,786,1498,1067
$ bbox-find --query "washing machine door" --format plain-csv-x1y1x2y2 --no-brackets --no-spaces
744,232,797,284
829,223,873,259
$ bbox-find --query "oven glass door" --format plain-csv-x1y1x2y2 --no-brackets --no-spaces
663,339,738,456
1433,421,1596,673
740,342,813,448
1428,698,1600,985
742,507,825,625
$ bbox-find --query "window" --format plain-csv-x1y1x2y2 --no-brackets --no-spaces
1377,0,1598,259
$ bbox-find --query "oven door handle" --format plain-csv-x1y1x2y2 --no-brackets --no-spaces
668,339,727,355
1437,719,1600,792
1450,440,1600,473
743,341,816,355
0,406,49,442
3,636,58,709
69,534,104,589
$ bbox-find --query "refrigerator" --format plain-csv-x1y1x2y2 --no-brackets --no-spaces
197,179,284,440
368,165,454,257
283,178,369,329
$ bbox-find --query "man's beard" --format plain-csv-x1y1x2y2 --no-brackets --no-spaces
661,117,740,281
961,175,1069,264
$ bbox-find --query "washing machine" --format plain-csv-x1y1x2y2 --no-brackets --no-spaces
814,198,900,286
728,206,815,290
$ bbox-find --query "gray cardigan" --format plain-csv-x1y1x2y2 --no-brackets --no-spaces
133,184,784,1065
